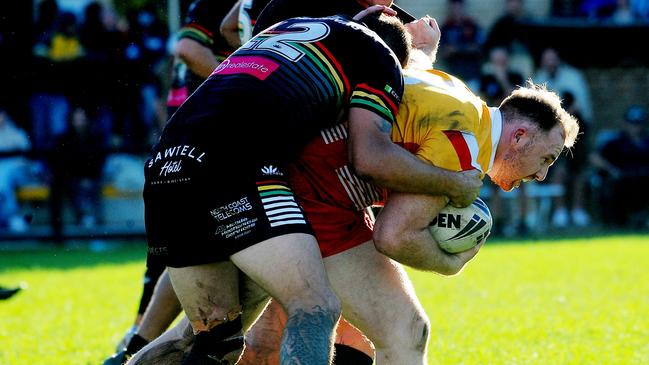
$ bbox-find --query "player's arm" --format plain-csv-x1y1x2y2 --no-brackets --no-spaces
220,0,242,49
348,107,482,207
372,192,481,274
174,38,220,79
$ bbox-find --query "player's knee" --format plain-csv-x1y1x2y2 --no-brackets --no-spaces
286,294,342,332
289,286,342,321
379,310,429,353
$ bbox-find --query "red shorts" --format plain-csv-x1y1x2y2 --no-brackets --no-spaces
287,124,385,257
289,168,373,257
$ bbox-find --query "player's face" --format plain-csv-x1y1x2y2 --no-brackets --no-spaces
491,124,564,191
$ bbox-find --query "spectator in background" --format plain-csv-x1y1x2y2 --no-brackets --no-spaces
34,0,59,44
483,0,534,78
533,49,594,227
608,0,638,24
579,0,617,20
31,6,84,152
78,1,126,148
591,105,649,227
631,0,649,22
533,47,594,123
548,92,591,228
479,47,524,105
112,5,168,151
550,0,583,17
438,0,484,89
50,106,107,230
0,108,32,232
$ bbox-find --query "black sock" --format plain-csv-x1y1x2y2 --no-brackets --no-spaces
125,334,150,357
333,343,373,365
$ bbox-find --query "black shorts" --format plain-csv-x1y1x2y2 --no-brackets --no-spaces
143,142,313,268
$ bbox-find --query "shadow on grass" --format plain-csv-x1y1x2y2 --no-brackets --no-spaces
0,240,147,272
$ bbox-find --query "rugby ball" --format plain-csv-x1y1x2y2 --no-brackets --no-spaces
428,197,492,253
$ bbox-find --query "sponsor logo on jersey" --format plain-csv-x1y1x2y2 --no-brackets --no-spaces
212,56,279,80
384,84,400,101
261,165,283,176
210,197,253,222
148,145,206,168
159,160,183,176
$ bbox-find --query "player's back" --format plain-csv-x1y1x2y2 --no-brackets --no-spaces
162,15,403,166
394,68,500,174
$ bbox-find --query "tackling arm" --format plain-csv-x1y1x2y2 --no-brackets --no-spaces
348,107,482,207
372,192,481,274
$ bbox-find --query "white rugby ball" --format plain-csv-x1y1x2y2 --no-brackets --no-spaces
428,197,492,253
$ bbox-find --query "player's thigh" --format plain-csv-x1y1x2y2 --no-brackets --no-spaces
167,261,240,331
324,240,427,348
231,233,338,311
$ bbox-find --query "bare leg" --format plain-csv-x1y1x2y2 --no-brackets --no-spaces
167,261,241,334
231,233,341,365
138,270,182,342
324,241,429,365
239,241,427,365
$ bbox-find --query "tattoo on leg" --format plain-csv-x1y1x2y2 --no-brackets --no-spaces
279,306,338,365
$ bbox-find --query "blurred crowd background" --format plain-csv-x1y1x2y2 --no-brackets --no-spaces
0,0,648,242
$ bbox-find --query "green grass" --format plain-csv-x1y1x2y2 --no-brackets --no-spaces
1,236,648,365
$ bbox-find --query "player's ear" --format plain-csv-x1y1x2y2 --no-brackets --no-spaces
512,127,528,148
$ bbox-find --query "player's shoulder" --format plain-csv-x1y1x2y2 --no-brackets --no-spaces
404,69,470,93
405,69,483,111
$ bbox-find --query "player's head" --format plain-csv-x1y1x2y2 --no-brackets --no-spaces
489,82,579,191
362,13,411,68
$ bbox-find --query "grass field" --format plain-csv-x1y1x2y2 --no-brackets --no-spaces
1,235,648,365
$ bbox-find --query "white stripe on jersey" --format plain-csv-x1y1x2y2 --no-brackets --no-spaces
321,124,348,144
461,132,483,173
487,107,503,173
336,165,382,211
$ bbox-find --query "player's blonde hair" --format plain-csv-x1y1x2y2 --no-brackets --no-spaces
499,82,580,148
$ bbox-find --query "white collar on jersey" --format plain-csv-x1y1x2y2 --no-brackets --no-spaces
487,107,503,173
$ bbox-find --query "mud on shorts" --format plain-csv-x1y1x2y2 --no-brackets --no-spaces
143,143,313,268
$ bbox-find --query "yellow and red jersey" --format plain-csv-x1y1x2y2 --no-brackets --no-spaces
393,68,502,176
289,68,503,257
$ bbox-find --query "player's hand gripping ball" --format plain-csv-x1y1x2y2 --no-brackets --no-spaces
429,197,492,253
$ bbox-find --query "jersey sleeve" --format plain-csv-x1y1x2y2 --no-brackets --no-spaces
416,130,484,173
349,39,403,124
179,0,235,57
